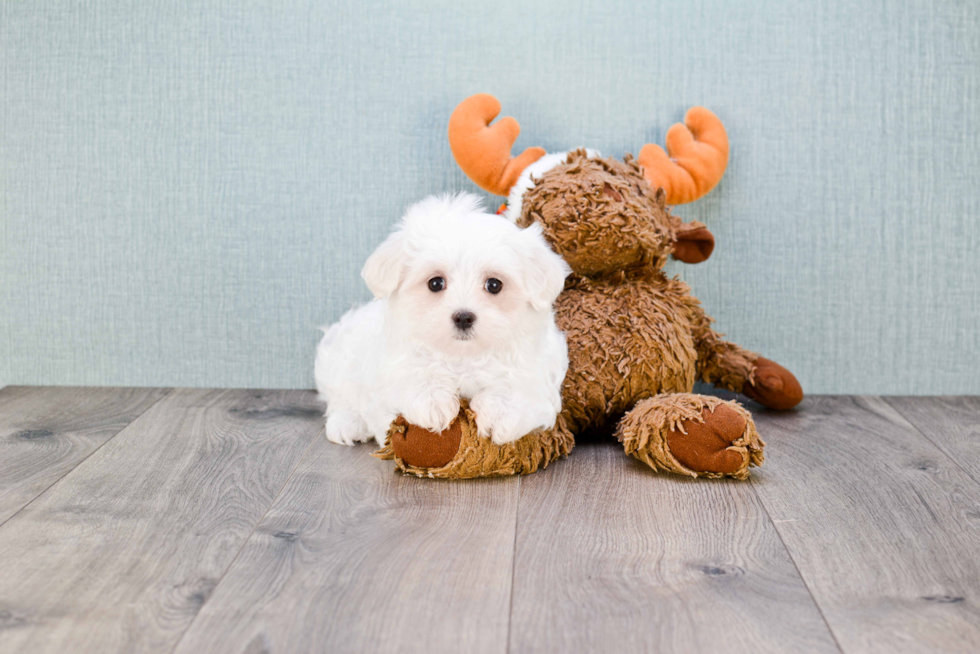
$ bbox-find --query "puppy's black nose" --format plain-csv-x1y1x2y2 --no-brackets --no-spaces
452,310,476,331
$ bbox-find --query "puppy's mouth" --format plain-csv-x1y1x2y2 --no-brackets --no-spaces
453,328,475,341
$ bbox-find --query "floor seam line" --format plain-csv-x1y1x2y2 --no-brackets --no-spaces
165,423,324,654
505,474,521,654
881,396,980,489
0,387,176,530
749,476,846,654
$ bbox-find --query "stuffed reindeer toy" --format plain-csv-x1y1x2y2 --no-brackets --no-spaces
375,93,803,479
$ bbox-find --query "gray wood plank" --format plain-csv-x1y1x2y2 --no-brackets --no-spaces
884,396,980,486
508,441,840,654
0,388,323,654
752,396,980,654
0,386,170,525
172,435,519,654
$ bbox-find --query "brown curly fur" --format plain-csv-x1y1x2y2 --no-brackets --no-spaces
516,152,677,275
524,150,760,396
556,270,700,433
615,394,763,480
374,401,575,479
381,147,802,479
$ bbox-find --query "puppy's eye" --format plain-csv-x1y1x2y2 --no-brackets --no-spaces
485,278,503,294
427,277,446,292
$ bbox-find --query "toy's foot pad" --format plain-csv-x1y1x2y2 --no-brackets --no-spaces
743,357,803,410
389,416,462,469
666,405,747,474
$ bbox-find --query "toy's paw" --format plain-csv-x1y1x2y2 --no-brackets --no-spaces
743,357,803,410
382,403,573,478
666,405,747,475
401,389,460,434
618,395,762,479
389,415,462,469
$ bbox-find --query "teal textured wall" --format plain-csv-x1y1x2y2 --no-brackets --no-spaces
2,0,979,393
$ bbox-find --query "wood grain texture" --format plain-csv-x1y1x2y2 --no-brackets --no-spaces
752,396,980,654
173,436,519,654
0,386,170,525
884,396,980,486
0,388,323,654
4,389,980,653
508,441,840,654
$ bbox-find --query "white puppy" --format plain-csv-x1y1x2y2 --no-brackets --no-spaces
315,193,571,447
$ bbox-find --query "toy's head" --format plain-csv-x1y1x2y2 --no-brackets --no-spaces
448,94,729,277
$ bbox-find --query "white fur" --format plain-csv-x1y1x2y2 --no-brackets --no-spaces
501,148,600,223
315,193,572,447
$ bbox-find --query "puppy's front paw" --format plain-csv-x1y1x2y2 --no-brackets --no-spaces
325,412,370,446
402,388,460,434
471,395,528,445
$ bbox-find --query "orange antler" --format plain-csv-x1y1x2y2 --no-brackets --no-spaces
638,107,729,205
448,94,546,196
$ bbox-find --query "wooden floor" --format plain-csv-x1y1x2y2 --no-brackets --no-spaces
0,388,978,653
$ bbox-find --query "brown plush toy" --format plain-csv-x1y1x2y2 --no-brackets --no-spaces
375,94,803,480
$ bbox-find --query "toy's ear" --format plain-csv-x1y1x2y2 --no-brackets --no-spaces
361,230,407,299
517,223,571,310
672,223,715,264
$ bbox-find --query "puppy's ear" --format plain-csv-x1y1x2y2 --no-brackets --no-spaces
517,223,571,310
361,230,407,299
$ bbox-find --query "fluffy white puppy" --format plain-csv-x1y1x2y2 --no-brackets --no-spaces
315,193,571,447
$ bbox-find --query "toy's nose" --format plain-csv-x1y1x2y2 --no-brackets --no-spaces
452,310,476,331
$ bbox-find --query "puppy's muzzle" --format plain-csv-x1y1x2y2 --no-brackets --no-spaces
452,310,476,332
